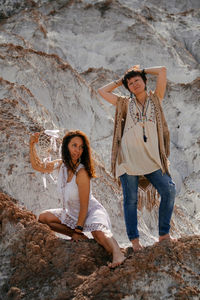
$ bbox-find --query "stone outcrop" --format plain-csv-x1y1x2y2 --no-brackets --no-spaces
0,0,199,221
0,192,199,300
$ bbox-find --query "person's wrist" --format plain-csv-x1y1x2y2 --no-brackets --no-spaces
114,78,122,86
30,134,39,144
30,139,35,145
74,225,83,234
75,225,83,231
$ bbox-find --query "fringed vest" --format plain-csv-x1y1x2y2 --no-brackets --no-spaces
111,91,170,210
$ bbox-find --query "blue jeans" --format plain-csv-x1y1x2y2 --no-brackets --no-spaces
120,169,176,241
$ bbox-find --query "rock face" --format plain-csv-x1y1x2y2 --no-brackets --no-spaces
0,0,200,299
0,192,200,300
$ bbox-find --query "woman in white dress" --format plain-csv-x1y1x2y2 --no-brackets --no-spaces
30,130,125,268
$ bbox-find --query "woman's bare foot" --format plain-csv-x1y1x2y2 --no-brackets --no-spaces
131,238,143,252
159,234,176,243
108,250,126,268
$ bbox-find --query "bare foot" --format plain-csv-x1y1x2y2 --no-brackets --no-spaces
131,238,143,252
159,234,176,243
108,251,126,268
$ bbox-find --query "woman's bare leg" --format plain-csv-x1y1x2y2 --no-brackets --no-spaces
38,211,75,236
92,231,125,268
39,212,88,240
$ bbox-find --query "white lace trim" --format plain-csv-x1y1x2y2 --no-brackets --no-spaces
52,210,111,234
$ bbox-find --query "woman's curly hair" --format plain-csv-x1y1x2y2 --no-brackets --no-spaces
61,130,96,178
122,69,147,91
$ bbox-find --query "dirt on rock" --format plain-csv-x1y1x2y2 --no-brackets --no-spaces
0,192,199,300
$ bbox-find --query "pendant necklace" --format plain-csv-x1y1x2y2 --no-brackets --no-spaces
67,161,80,182
134,95,148,143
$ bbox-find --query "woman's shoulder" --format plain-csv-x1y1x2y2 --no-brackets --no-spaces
62,163,85,173
149,90,162,103
76,164,90,185
117,95,130,103
116,95,129,113
76,163,85,172
76,163,88,177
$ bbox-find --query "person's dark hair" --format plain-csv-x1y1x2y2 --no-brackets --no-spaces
122,69,147,91
62,130,96,178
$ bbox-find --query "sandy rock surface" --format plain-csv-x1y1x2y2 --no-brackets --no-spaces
1,192,200,300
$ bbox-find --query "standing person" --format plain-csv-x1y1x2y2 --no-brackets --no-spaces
98,65,176,251
30,130,125,268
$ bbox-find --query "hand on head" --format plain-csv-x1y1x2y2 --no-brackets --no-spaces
126,65,141,74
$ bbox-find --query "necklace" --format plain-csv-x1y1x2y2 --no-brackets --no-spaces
133,95,148,142
67,161,80,182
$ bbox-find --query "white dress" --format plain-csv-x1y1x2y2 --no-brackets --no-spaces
47,163,112,234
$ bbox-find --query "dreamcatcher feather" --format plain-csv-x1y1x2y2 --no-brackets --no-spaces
36,130,62,188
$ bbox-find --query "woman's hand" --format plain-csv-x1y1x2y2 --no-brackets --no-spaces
30,132,40,144
126,65,141,73
71,232,88,242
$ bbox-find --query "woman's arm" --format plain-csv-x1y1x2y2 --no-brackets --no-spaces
97,77,123,106
70,168,90,242
75,168,90,228
144,66,167,101
29,133,62,173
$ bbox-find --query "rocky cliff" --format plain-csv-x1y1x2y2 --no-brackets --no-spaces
0,0,200,299
0,192,200,300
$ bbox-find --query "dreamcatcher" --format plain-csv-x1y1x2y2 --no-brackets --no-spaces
36,130,62,188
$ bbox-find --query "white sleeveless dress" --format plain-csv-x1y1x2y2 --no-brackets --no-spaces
47,163,112,234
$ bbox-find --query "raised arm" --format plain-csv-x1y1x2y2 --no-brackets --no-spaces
144,66,167,101
97,77,123,106
29,133,62,173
